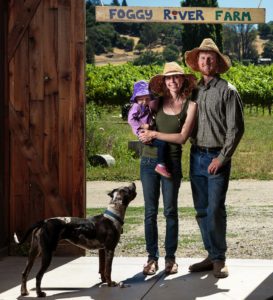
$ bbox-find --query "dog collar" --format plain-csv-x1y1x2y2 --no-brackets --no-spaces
103,209,124,226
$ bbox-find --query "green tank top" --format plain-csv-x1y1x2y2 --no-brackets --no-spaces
142,98,189,160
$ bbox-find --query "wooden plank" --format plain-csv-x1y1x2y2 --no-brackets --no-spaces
9,103,69,216
58,0,72,102
96,6,265,24
43,0,60,217
8,0,42,62
0,0,9,254
43,0,58,95
8,0,25,34
43,94,61,218
71,0,86,217
10,31,30,235
29,101,45,222
58,0,73,211
29,3,45,222
29,3,44,100
49,0,58,9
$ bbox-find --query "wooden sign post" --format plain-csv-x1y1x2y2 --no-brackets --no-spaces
96,6,265,24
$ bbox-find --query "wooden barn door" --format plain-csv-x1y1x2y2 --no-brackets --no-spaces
8,0,85,255
0,0,9,256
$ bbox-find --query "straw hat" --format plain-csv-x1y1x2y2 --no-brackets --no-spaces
149,62,196,95
185,38,231,74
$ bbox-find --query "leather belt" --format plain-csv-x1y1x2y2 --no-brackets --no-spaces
193,145,222,153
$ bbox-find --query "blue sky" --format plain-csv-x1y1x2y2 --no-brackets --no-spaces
100,0,272,22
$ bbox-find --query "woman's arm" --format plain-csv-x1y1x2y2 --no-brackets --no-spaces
139,101,197,145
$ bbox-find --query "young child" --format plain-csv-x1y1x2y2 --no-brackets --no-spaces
128,80,171,178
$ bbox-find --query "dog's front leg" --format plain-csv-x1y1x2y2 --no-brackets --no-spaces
99,249,106,283
105,249,117,287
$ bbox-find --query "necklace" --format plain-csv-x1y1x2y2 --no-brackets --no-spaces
168,97,184,123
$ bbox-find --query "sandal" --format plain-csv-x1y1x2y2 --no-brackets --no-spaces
165,260,178,275
143,260,158,275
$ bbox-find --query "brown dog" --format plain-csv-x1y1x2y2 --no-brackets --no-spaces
14,182,137,297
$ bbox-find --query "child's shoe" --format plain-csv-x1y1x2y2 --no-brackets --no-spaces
155,164,171,178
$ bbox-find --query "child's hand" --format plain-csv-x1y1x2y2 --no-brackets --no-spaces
141,124,149,130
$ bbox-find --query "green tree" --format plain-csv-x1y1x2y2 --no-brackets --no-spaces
258,23,272,39
86,0,100,63
223,25,240,61
238,24,258,60
224,24,258,61
111,0,120,5
134,43,145,54
125,39,134,51
163,45,180,62
156,24,183,48
139,24,160,48
94,24,117,54
133,51,163,66
262,41,273,59
223,24,258,61
121,0,127,5
116,36,134,51
181,0,223,53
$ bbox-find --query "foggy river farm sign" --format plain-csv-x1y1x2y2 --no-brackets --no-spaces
96,6,265,24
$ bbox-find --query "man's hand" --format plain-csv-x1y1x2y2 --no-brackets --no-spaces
208,158,222,175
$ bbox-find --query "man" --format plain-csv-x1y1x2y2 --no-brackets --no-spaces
185,38,244,278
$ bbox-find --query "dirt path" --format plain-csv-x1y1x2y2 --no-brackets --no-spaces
86,180,273,259
87,179,273,208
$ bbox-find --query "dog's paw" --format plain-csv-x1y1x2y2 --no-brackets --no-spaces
37,291,47,297
108,281,117,287
21,290,29,296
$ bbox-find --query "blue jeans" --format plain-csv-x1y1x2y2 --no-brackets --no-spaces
190,146,231,261
150,139,168,165
140,157,182,261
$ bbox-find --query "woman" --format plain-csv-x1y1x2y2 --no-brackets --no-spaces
138,62,197,275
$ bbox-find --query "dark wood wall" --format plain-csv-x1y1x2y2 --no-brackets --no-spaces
0,0,9,256
2,0,86,255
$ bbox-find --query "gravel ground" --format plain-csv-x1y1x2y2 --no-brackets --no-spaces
87,180,273,259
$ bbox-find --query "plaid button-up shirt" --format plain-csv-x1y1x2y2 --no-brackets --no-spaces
190,75,245,165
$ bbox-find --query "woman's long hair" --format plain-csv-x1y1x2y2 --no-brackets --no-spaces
162,75,197,99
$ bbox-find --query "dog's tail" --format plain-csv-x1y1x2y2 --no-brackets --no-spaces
14,220,45,245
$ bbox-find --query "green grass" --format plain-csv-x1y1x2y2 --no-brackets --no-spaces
86,105,273,181
86,205,273,259
87,207,196,222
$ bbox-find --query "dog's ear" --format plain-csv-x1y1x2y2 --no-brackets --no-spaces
108,189,116,198
129,182,136,191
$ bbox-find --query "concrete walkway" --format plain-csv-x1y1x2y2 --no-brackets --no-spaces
1,256,273,299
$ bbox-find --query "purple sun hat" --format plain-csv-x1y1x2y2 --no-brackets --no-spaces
130,80,150,102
